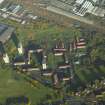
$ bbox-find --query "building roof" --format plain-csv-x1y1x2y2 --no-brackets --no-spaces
0,0,4,4
21,64,40,71
13,55,26,66
0,24,15,43
42,69,53,76
0,42,5,56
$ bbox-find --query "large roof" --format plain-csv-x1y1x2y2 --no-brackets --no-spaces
0,24,15,43
0,0,4,4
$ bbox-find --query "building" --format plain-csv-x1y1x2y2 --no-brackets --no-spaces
26,41,43,64
58,64,71,69
73,0,105,17
41,69,53,76
53,73,59,85
21,65,40,72
0,24,15,43
0,0,4,4
73,37,86,50
0,42,10,64
17,42,23,54
42,52,47,70
3,53,10,63
57,68,71,81
50,0,75,12
53,41,67,56
0,42,5,57
73,0,93,16
57,63,72,81
13,56,26,66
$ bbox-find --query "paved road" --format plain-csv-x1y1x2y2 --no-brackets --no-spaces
47,6,94,25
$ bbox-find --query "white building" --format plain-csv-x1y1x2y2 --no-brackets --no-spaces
73,0,93,16
42,55,47,70
18,42,23,54
0,0,4,4
3,53,10,64
73,0,105,17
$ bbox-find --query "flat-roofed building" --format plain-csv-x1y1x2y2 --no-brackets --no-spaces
0,0,4,4
0,24,15,44
73,0,105,17
0,42,5,56
50,0,75,11
41,69,53,76
13,56,26,66
3,53,10,63
21,65,40,72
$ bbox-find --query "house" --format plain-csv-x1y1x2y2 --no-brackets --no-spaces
53,41,67,56
73,37,86,50
25,42,43,64
57,63,72,81
53,73,59,85
27,41,41,52
17,42,23,54
58,63,71,69
21,64,40,72
41,69,53,76
13,55,26,66
63,53,69,64
57,68,71,81
54,50,64,56
0,42,10,64
69,43,73,52
42,52,47,70
0,24,15,43
3,53,10,64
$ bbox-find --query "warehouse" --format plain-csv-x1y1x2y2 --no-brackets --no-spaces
0,24,15,43
0,0,4,4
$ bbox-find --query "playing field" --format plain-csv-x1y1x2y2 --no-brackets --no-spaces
0,66,53,105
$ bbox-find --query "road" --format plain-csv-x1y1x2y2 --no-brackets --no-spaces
46,6,94,25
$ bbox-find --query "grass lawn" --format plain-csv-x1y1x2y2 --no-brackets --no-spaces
72,65,105,89
0,66,53,105
48,53,64,69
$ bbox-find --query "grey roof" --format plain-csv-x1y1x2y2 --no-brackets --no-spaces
0,42,5,55
0,24,15,43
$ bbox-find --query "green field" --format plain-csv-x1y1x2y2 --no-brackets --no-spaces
0,66,53,105
71,65,105,89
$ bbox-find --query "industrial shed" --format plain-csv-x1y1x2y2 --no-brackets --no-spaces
0,24,15,43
